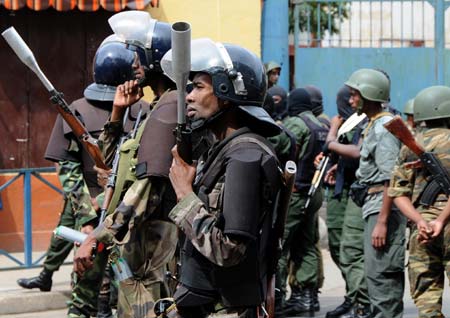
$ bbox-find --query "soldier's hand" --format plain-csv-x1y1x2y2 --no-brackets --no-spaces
94,165,112,188
371,221,387,249
314,152,324,168
324,164,337,185
169,145,196,202
113,80,143,109
330,115,344,131
73,235,96,276
417,220,442,244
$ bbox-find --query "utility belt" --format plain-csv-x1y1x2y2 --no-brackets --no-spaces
349,182,384,207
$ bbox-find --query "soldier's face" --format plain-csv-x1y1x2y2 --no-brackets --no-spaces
132,52,145,80
268,69,280,85
186,73,220,120
349,88,362,110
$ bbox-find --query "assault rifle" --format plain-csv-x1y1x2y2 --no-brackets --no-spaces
265,161,297,318
2,27,108,170
171,22,192,164
384,116,450,205
304,112,367,209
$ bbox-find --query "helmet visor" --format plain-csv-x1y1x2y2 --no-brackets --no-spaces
161,38,230,82
108,11,157,49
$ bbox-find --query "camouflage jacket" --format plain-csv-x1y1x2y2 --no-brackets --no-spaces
388,127,450,211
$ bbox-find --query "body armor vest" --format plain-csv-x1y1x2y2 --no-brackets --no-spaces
180,128,281,307
295,113,329,191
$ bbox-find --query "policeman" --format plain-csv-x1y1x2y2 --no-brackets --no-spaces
270,88,328,317
18,38,143,318
389,86,450,317
73,11,180,318
328,69,405,318
265,60,281,88
163,38,282,318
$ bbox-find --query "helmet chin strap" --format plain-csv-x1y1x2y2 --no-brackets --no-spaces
190,106,232,132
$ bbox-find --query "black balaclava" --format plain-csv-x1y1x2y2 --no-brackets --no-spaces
267,85,288,121
336,86,353,120
288,88,313,116
305,85,323,116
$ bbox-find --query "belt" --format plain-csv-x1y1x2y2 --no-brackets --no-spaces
367,184,385,195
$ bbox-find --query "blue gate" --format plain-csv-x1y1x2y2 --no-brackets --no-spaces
293,0,449,116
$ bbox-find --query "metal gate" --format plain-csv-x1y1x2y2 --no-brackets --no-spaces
293,0,449,115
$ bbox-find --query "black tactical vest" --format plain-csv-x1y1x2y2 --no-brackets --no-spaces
295,113,329,191
180,128,281,307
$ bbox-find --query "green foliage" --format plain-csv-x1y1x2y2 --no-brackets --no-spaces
289,2,350,37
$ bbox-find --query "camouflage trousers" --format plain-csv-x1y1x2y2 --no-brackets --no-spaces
116,219,178,318
409,206,450,318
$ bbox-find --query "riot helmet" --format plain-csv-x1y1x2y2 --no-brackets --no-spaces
413,85,450,122
162,38,280,137
305,85,323,116
108,11,171,73
287,88,313,117
345,68,390,114
84,39,136,102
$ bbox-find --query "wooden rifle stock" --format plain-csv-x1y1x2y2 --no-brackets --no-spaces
51,91,109,171
265,161,297,318
383,116,425,156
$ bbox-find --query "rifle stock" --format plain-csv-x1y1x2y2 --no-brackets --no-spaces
383,116,425,156
266,160,297,318
2,27,108,170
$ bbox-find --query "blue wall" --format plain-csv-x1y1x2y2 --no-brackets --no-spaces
295,48,438,116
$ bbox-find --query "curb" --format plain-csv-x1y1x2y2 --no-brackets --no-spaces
0,289,70,315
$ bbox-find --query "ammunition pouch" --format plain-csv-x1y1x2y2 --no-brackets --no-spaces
349,182,368,207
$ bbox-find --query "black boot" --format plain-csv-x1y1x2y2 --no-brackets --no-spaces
283,288,315,317
285,286,302,307
17,269,53,292
325,297,353,318
97,295,113,318
340,303,371,318
313,289,320,312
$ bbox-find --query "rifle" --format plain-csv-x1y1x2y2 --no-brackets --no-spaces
384,116,450,205
171,22,192,164
265,160,297,318
304,112,367,210
98,107,143,223
2,27,108,170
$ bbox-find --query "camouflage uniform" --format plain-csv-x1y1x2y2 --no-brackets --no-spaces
45,105,112,318
93,91,178,318
357,113,405,318
270,110,327,307
389,127,450,318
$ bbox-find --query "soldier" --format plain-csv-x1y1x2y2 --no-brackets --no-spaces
267,85,288,122
18,39,141,318
321,86,370,318
270,88,328,317
305,85,330,127
162,38,282,318
327,68,405,318
265,60,281,88
388,85,450,318
73,11,181,318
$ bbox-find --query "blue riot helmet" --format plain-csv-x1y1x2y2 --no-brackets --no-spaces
161,38,281,137
108,10,171,73
83,38,136,102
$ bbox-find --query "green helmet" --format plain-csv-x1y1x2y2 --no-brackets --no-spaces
345,68,390,103
403,99,414,115
413,85,450,122
265,61,281,74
